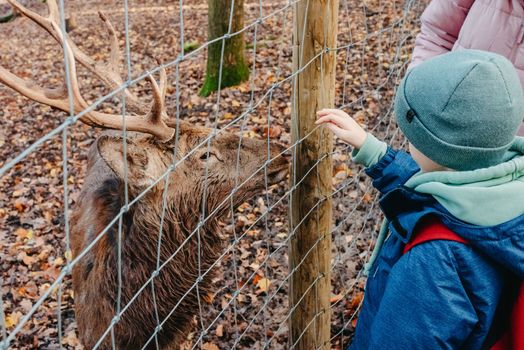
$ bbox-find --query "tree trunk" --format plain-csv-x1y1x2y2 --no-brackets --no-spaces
200,0,249,97
289,0,339,349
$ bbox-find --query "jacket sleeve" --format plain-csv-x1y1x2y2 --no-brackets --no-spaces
367,241,505,350
410,0,474,68
352,134,420,195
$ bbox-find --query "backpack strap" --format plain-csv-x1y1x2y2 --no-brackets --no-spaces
403,216,524,350
491,282,524,350
403,216,468,254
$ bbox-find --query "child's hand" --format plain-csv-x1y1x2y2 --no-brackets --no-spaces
315,109,367,149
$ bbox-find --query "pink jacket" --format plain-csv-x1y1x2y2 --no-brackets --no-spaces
411,0,524,135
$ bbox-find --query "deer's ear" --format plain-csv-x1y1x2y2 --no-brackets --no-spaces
97,135,150,185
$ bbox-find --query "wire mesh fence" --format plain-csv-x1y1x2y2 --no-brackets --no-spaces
0,0,425,348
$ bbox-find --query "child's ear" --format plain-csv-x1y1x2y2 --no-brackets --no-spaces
97,135,151,187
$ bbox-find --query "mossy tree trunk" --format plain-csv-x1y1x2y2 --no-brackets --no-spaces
200,0,249,97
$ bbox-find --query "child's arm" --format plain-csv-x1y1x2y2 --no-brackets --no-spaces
316,109,420,194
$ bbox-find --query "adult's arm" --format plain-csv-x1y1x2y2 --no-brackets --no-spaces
410,0,474,68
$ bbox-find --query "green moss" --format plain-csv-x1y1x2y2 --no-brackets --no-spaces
183,41,200,54
199,59,249,97
0,11,14,23
201,0,249,97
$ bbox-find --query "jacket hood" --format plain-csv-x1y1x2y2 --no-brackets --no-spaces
405,137,524,226
402,137,524,276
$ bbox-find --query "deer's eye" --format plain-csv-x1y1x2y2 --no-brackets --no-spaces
199,151,220,161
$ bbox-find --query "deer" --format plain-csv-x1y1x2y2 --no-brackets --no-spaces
0,1,289,349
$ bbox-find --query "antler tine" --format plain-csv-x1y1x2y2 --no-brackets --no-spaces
7,0,148,114
1,0,175,141
0,65,81,115
145,71,167,124
96,11,149,114
98,12,120,72
159,64,168,101
1,1,91,118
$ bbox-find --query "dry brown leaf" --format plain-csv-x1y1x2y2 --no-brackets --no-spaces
262,125,282,138
223,112,234,120
14,201,25,212
330,293,343,304
256,278,271,293
15,227,28,239
215,324,224,337
348,190,358,199
20,299,32,313
5,311,22,328
351,317,358,329
202,342,219,350
350,292,364,309
64,250,72,262
19,252,36,267
252,274,262,286
62,330,80,347
202,293,214,304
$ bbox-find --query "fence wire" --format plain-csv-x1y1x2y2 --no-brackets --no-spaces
0,0,425,348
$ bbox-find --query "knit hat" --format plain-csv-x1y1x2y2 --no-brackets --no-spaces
395,50,524,171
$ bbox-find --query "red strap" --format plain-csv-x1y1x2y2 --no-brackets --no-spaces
511,282,524,350
491,282,524,350
403,216,468,254
403,217,524,350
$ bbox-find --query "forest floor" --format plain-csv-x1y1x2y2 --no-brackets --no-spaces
0,0,424,348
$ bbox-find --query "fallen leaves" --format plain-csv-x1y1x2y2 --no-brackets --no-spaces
202,342,220,350
215,324,224,337
256,277,271,294
61,331,81,347
349,292,364,310
5,311,23,328
262,125,282,138
19,298,33,313
0,0,422,348
203,293,215,304
330,293,344,304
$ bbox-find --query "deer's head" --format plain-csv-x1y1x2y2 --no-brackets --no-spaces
0,0,289,219
97,123,288,217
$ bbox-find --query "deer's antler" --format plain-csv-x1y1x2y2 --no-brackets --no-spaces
0,0,174,141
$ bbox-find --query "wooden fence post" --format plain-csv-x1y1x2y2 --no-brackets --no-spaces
290,0,338,349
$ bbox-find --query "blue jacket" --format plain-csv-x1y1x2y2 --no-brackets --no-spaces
349,146,524,350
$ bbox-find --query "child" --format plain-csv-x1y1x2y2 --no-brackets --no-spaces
316,50,524,349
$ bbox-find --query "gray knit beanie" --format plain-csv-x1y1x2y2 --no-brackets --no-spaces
395,49,524,171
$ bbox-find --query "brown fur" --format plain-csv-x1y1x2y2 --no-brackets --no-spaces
70,121,288,349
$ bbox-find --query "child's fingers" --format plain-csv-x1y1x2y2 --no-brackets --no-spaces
316,114,350,129
317,108,349,118
316,109,331,116
325,122,342,132
315,115,334,125
324,123,347,139
315,115,343,128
